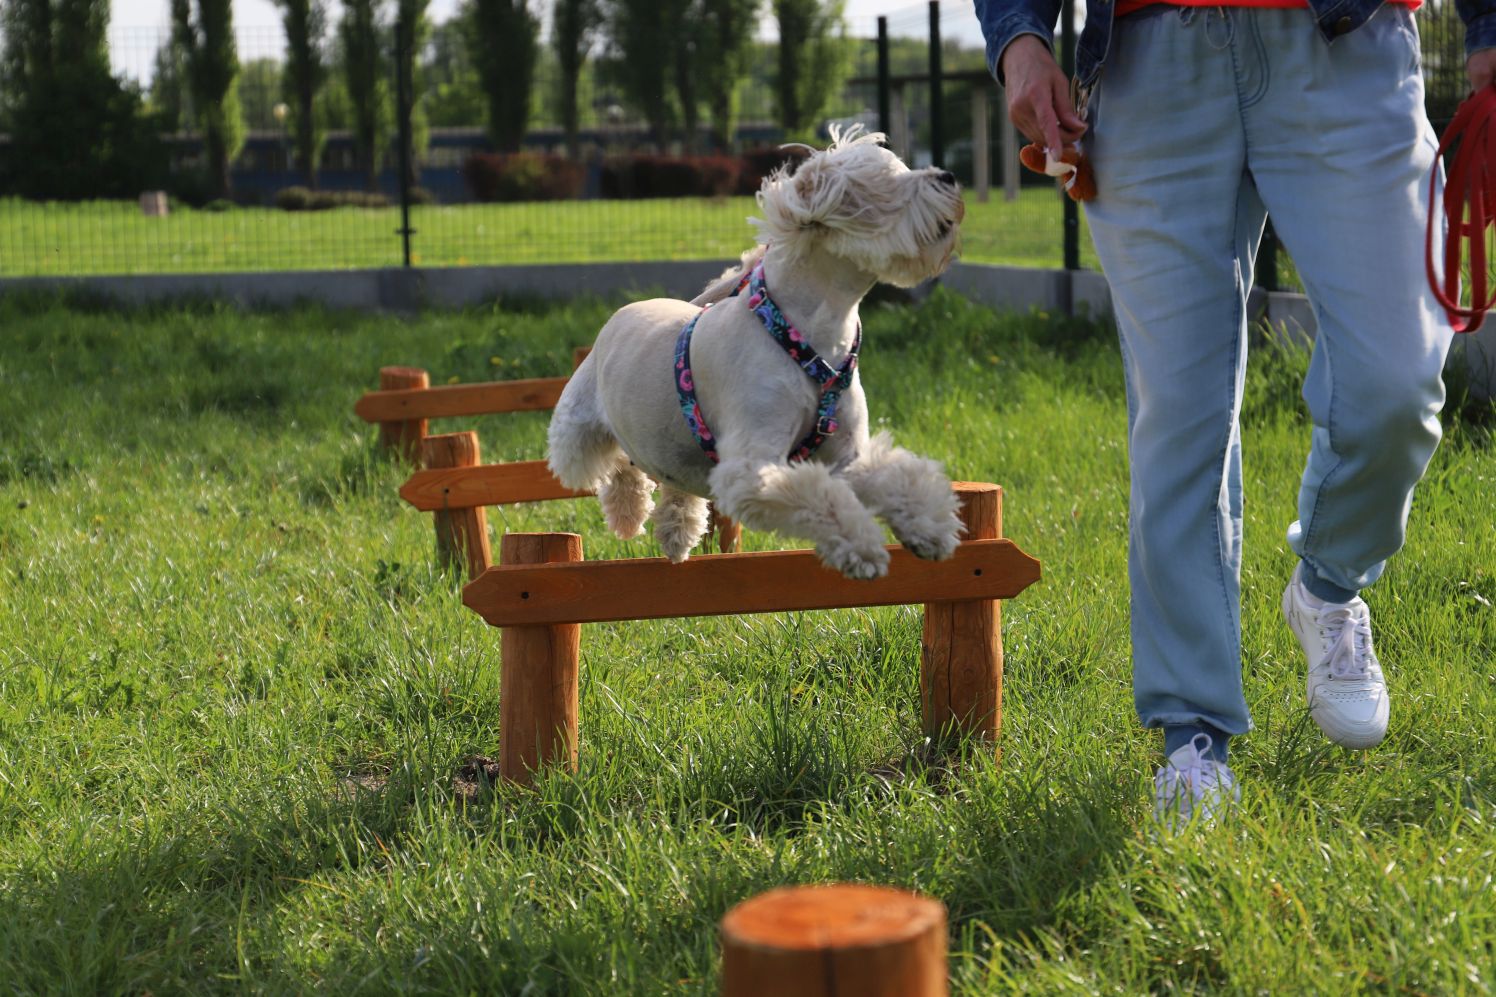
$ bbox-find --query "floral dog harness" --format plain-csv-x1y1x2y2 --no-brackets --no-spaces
673,260,861,465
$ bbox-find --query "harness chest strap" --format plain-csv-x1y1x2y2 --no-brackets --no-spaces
674,261,860,465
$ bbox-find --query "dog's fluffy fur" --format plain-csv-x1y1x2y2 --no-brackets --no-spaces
547,127,966,578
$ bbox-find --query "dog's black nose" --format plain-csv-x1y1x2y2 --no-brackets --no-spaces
936,170,956,186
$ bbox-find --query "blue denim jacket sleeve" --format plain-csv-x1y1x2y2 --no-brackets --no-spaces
1459,0,1496,56
974,0,1062,84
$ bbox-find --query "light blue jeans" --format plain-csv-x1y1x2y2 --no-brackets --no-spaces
1083,5,1453,743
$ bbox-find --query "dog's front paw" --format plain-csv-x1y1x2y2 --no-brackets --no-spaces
898,515,963,561
817,537,891,580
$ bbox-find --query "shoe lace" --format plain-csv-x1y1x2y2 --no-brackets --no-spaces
1156,735,1229,804
1317,605,1375,680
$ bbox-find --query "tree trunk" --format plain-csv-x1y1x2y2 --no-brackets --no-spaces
297,76,317,188
208,125,231,199
562,70,580,160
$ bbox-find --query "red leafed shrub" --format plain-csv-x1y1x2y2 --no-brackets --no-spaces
599,154,743,199
736,146,813,195
462,152,585,202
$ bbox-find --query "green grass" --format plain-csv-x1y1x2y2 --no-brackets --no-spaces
0,289,1492,993
0,192,1099,277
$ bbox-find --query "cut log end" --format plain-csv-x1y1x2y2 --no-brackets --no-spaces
720,884,947,997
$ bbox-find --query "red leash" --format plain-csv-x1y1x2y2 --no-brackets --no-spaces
1426,85,1496,333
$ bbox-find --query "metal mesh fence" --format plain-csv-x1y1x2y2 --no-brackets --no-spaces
0,1,1471,279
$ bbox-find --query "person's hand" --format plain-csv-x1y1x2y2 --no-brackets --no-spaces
999,34,1088,155
1466,47,1496,92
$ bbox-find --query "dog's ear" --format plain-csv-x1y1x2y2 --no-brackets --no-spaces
787,156,833,229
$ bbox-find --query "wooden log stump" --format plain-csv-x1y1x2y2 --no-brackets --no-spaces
421,431,492,579
377,366,429,462
920,482,1003,743
720,884,947,997
498,532,583,785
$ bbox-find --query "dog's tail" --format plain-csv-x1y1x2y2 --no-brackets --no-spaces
689,244,768,308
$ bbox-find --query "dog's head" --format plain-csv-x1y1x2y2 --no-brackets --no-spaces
752,125,964,288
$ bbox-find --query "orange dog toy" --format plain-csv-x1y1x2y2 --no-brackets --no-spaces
1019,143,1096,202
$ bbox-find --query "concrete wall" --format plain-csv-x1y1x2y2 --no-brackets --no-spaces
4,260,1491,399
0,261,732,312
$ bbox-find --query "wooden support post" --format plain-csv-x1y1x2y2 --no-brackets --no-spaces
720,884,947,997
421,431,492,579
377,365,429,461
498,532,584,786
709,505,743,554
920,482,1003,743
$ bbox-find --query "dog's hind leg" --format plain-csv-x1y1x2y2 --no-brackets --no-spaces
596,459,655,539
547,358,622,492
652,486,710,563
843,431,963,561
709,456,890,579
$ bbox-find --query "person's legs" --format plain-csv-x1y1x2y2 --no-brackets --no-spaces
1239,8,1453,747
1242,6,1452,598
1085,6,1267,766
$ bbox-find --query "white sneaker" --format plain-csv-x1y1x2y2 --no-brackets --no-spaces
1152,734,1239,828
1281,566,1389,749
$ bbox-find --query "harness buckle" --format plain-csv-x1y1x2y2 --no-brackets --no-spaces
816,415,840,436
801,356,835,383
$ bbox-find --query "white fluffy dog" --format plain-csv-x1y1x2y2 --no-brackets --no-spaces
547,127,966,579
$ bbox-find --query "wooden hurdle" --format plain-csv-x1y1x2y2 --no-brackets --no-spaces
354,352,590,462
720,884,948,996
462,482,1040,785
357,355,743,576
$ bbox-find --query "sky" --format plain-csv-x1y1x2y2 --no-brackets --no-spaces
107,0,987,78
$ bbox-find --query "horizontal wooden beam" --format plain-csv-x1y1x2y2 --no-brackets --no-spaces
355,376,570,423
463,538,1040,627
400,459,590,511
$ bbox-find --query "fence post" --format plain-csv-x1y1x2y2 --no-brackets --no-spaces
920,483,1002,744
972,85,990,203
928,0,944,170
499,532,584,786
422,431,492,579
891,86,911,162
377,365,429,461
720,884,948,997
1000,83,1020,202
394,17,415,268
877,17,891,140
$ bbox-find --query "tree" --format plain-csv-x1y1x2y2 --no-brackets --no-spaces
423,19,484,127
550,0,599,159
237,57,283,130
172,0,245,200
0,0,166,200
338,0,391,191
147,35,192,132
671,3,700,151
274,0,327,188
470,0,537,153
601,0,685,148
392,0,430,190
696,0,759,151
772,0,849,140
